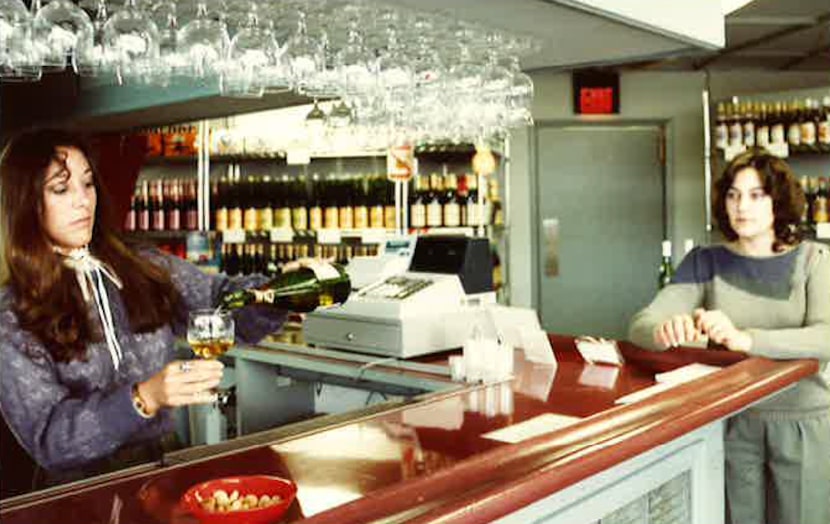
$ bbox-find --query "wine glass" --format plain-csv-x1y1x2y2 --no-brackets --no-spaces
32,0,94,72
187,309,234,359
186,309,234,403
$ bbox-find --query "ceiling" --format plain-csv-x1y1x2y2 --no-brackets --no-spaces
625,0,830,71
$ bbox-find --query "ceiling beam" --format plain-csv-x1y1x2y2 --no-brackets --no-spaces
779,42,830,70
695,10,830,69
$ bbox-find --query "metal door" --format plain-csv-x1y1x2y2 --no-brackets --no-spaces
534,125,665,339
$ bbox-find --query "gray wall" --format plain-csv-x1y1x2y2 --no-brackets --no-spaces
509,70,830,309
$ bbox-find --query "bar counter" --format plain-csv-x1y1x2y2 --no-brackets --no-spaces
0,335,817,524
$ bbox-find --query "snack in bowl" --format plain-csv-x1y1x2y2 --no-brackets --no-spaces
181,475,297,524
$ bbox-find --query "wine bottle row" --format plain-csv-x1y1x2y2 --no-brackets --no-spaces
214,170,398,232
124,178,199,232
219,242,379,277
410,173,504,229
802,176,830,228
125,170,506,235
714,96,830,154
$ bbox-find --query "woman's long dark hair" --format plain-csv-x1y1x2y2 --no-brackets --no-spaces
0,129,181,363
713,148,806,252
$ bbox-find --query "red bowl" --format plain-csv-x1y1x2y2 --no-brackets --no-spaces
181,475,297,524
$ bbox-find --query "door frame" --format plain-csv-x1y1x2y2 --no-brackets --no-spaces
529,120,673,317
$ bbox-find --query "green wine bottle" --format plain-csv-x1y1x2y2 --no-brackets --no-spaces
658,240,674,289
219,261,352,313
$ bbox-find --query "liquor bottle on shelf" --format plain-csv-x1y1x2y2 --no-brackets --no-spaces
466,174,481,227
426,173,443,228
214,173,229,232
369,177,385,229
242,175,258,232
291,177,309,231
183,179,195,231
138,180,150,231
124,185,139,231
219,261,352,313
151,179,166,231
489,178,504,227
742,102,756,148
383,181,397,230
308,174,324,231
786,100,802,154
801,99,819,153
658,240,674,289
323,177,340,230
274,175,293,230
814,177,829,225
228,166,244,231
338,178,355,230
410,175,428,229
353,177,369,230
442,174,461,227
819,96,830,153
728,102,742,149
166,179,181,231
770,102,786,147
755,102,770,148
456,173,470,227
714,102,728,151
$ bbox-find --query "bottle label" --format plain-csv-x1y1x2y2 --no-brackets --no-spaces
353,207,369,230
771,124,785,144
384,206,397,229
787,123,801,146
715,124,728,150
801,122,816,145
125,211,136,231
309,207,323,230
259,208,274,231
215,209,228,232
229,209,243,230
339,207,354,230
168,210,181,231
274,208,291,229
305,260,341,281
819,121,830,145
743,122,755,147
244,208,258,231
756,125,770,147
427,202,443,227
443,203,461,227
253,289,276,304
292,207,308,230
466,202,481,226
411,204,426,228
729,123,742,147
370,206,384,229
324,207,339,229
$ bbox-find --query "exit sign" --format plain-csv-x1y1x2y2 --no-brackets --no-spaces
573,70,620,115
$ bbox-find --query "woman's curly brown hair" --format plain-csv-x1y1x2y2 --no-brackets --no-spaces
0,129,181,363
713,147,806,252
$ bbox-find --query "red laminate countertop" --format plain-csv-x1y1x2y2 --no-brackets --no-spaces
0,336,817,524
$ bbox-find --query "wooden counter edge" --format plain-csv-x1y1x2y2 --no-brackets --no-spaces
297,356,818,524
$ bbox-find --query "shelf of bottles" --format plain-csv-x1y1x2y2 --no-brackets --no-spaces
122,126,507,277
801,176,830,241
713,95,830,160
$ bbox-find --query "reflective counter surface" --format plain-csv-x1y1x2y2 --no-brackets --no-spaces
0,334,817,524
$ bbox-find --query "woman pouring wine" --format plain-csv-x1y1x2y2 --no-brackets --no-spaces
0,129,292,489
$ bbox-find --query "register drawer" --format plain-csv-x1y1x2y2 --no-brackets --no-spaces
303,316,402,356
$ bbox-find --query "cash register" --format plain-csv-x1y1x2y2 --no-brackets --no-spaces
303,236,495,358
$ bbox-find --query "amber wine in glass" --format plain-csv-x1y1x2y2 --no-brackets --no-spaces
187,310,235,360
